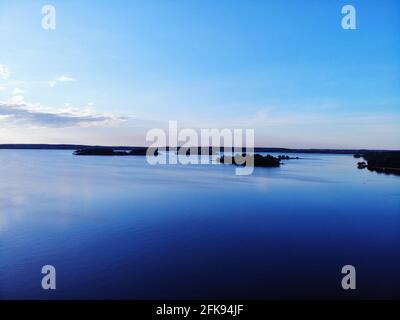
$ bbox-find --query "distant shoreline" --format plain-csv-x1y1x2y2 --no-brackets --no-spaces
0,144,398,154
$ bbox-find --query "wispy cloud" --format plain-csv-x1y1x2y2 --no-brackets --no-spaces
12,87,24,95
9,87,26,104
0,64,10,79
49,75,76,87
220,107,400,129
0,101,127,128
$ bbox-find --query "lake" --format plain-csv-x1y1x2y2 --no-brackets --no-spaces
0,150,399,299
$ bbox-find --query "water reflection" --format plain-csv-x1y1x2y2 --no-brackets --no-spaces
0,150,399,299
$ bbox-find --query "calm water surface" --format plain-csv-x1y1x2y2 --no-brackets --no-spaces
0,150,399,299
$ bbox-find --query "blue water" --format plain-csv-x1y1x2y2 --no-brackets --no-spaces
0,150,399,299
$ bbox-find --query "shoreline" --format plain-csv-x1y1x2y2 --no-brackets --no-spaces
0,144,399,154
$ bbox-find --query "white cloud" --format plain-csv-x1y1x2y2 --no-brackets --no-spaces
12,88,24,95
0,100,127,128
49,75,76,87
10,87,25,104
10,95,25,104
0,64,10,79
56,75,75,82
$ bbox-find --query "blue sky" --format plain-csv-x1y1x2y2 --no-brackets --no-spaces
0,0,399,148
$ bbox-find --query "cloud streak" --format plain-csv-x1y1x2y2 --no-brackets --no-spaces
0,102,127,128
49,75,76,87
0,64,10,79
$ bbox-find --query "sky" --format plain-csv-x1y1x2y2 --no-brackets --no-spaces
0,0,399,148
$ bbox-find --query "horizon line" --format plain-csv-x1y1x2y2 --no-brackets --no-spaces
0,144,399,153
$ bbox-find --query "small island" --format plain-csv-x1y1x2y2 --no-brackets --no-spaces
277,155,300,160
74,147,157,156
218,154,281,167
357,161,368,169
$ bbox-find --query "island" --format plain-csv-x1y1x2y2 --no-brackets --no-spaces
277,155,300,160
357,161,368,169
218,154,281,167
73,147,158,156
355,151,400,175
